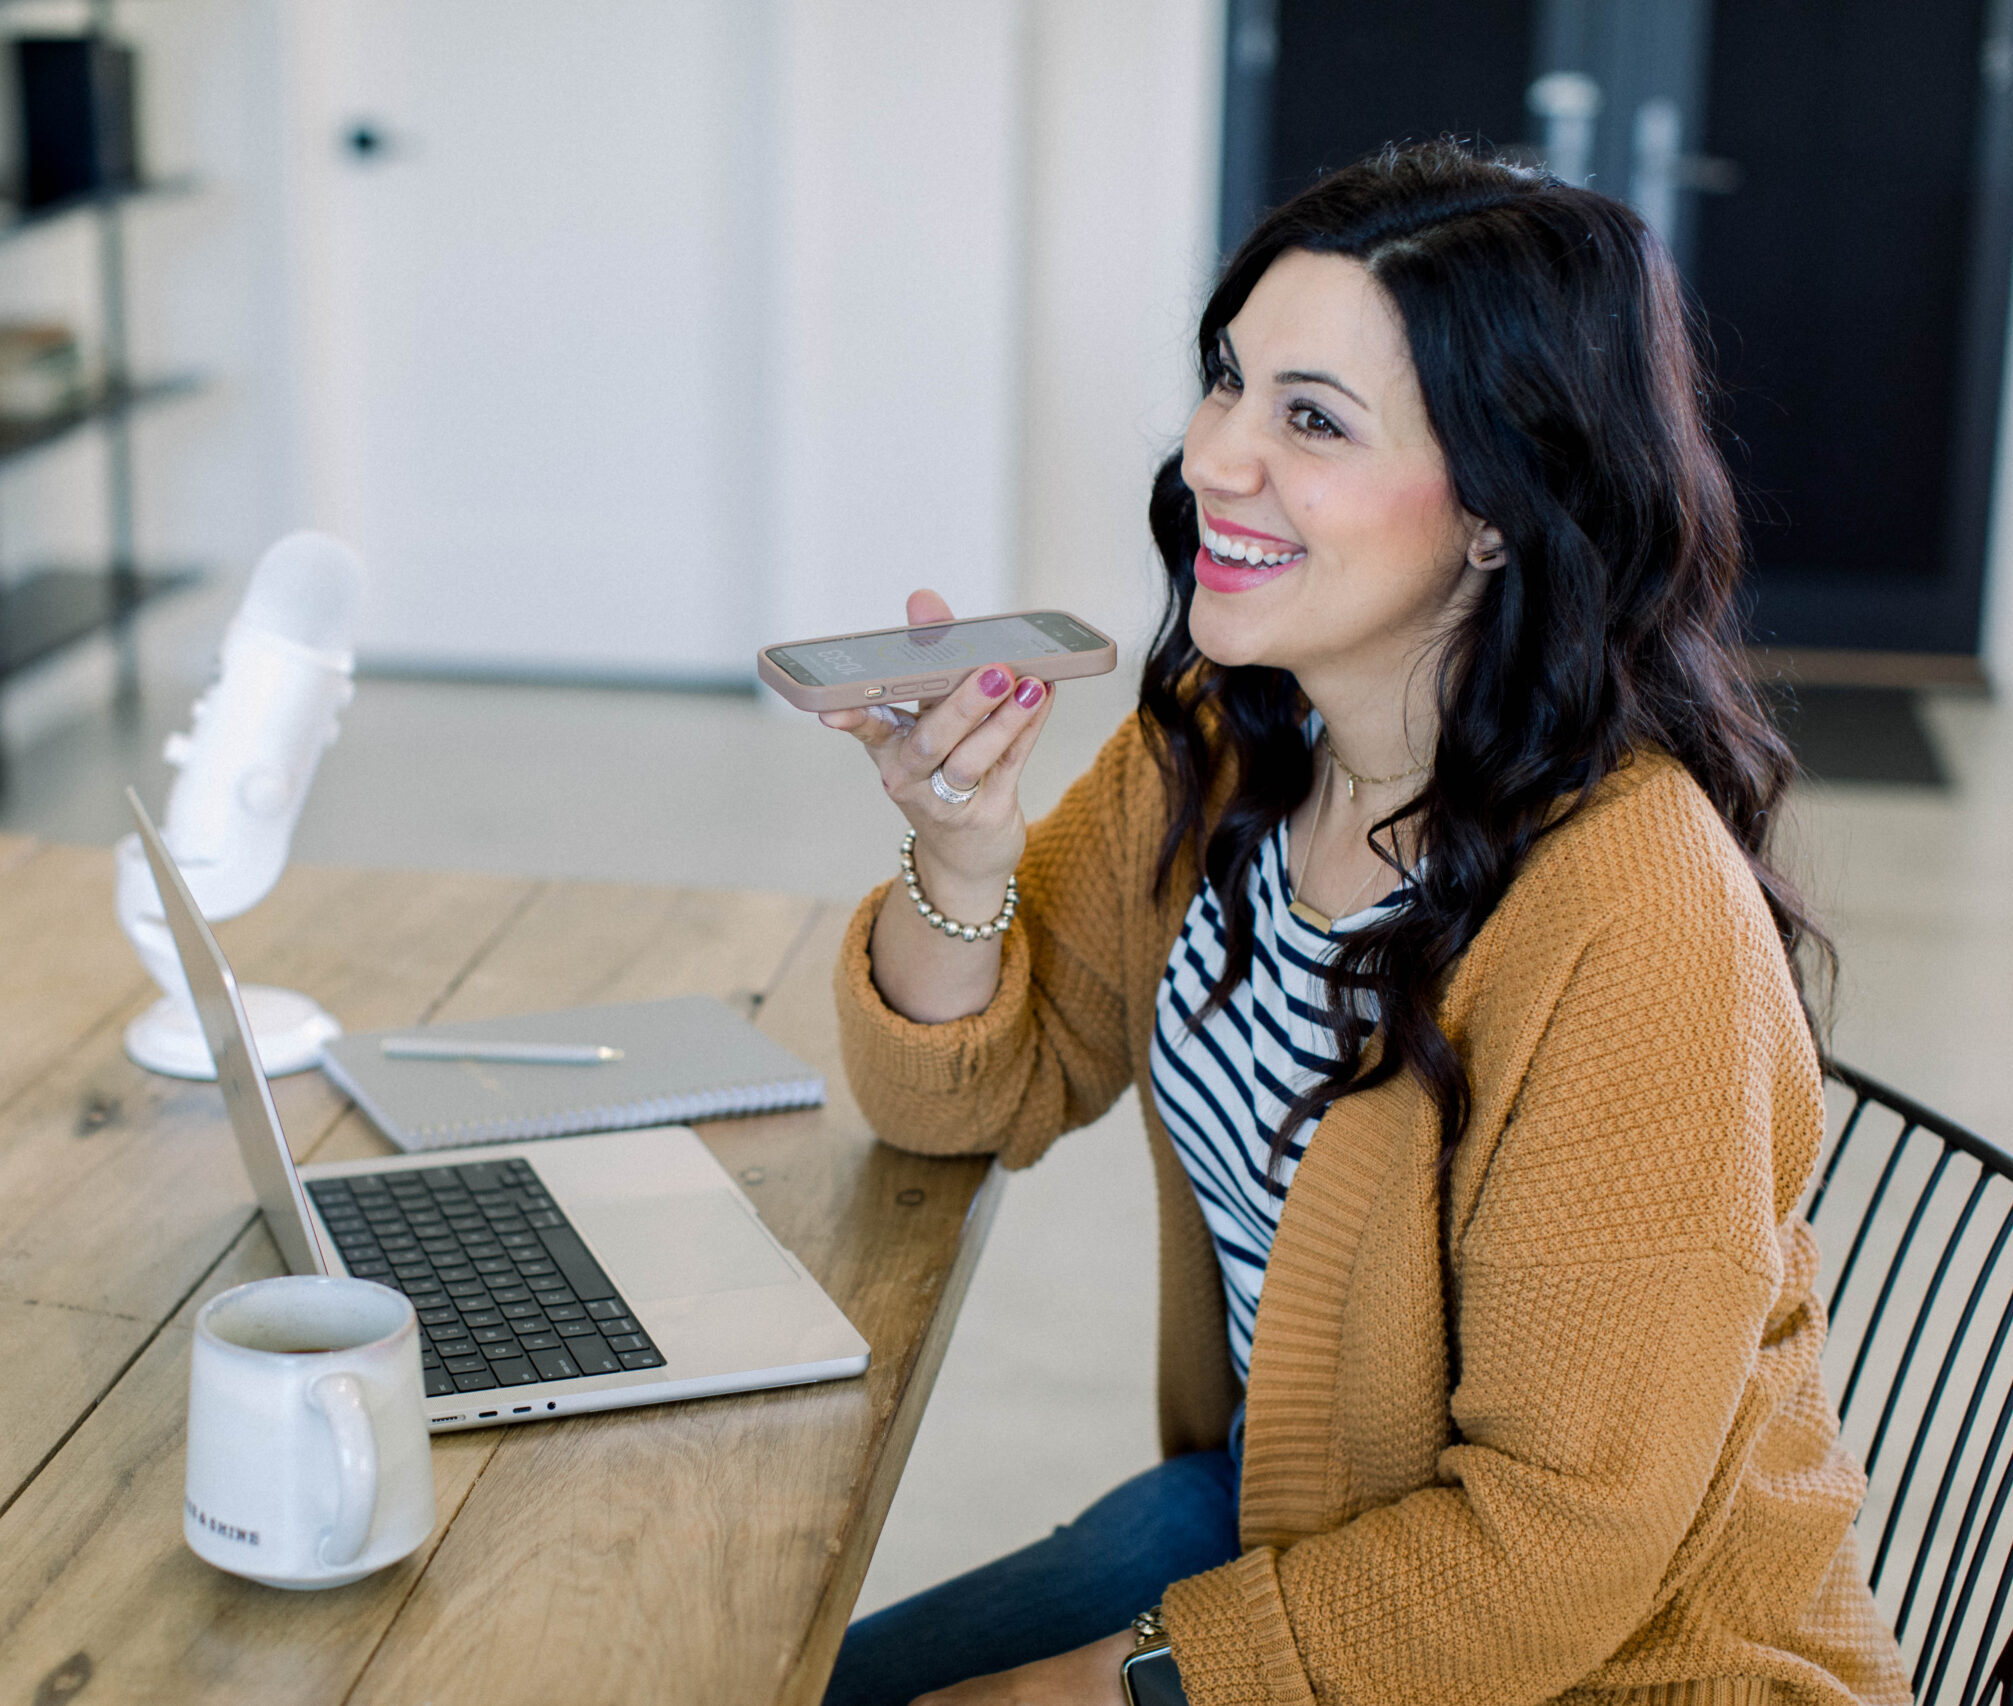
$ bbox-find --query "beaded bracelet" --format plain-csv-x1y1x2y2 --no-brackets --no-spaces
899,827,1017,943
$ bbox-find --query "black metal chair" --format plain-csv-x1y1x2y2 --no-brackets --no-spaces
1807,1062,2013,1705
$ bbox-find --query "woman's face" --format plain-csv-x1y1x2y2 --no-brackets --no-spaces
1180,249,1493,697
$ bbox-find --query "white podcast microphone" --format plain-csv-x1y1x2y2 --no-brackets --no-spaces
116,532,365,1079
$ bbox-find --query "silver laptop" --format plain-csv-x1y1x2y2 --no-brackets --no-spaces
128,789,869,1432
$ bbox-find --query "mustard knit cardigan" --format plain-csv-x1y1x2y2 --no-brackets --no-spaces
833,715,1910,1706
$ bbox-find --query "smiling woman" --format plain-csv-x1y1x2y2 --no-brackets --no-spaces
818,142,1908,1706
1178,247,1499,933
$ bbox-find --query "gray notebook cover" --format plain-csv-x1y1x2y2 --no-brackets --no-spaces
317,996,826,1153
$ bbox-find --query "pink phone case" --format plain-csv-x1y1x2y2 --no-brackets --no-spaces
756,609,1118,711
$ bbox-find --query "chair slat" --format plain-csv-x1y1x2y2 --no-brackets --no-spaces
1965,1548,2013,1706
1986,1630,2013,1706
1831,1121,1921,1323
1916,1348,2013,1699
1876,1194,2013,1597
1804,1066,2013,1702
1956,1467,2013,1706
1843,1145,1955,1424
1808,1089,1874,1223
1899,1286,2013,1644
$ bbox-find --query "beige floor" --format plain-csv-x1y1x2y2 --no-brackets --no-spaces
3,580,2007,1621
1784,693,2013,1145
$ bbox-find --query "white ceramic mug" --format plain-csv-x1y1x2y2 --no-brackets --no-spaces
185,1274,435,1589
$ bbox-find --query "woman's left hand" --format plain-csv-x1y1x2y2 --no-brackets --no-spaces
910,1629,1133,1705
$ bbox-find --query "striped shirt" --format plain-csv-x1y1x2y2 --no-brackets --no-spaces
1149,811,1410,1386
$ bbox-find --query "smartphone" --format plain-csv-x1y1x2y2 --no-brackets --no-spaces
757,609,1118,712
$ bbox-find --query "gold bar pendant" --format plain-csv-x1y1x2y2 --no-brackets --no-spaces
1288,897,1333,933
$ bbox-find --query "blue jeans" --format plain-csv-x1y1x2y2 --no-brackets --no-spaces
824,1433,1243,1706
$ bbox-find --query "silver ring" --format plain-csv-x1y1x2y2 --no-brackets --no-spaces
930,766,980,806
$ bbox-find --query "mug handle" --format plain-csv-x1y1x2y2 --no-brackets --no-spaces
309,1373,379,1568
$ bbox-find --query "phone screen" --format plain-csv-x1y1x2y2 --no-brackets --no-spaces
766,612,1103,687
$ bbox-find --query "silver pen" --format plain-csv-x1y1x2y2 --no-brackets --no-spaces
379,1038,624,1065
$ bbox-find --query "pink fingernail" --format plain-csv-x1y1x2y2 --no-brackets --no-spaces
1014,677,1045,708
978,667,1010,697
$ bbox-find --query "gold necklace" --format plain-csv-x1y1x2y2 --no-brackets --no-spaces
1321,730,1429,801
1286,749,1388,933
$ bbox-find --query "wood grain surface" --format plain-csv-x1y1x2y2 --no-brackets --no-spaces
0,855,994,1705
0,843,156,1114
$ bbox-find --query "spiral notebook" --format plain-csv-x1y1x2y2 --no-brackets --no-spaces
317,996,826,1153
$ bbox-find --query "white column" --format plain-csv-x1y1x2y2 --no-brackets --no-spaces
768,0,1028,646
1016,0,1224,653
1985,264,2013,690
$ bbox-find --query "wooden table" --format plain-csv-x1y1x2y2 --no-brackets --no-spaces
0,834,1003,1704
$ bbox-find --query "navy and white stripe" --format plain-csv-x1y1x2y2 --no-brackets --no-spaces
1149,809,1410,1386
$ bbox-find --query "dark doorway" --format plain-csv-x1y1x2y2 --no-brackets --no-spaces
1222,0,2013,678
1694,0,2002,663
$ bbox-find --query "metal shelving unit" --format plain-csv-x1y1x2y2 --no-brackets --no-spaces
0,558,195,677
0,2,205,790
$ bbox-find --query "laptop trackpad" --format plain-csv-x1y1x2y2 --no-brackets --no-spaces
573,1192,794,1302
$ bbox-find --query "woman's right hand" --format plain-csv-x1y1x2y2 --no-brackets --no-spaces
820,588,1057,1023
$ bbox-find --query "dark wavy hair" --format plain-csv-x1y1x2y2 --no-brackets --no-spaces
1140,140,1829,1187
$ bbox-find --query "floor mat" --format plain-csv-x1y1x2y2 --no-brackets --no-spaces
1769,686,1949,788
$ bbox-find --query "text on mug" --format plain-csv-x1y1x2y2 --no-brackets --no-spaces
186,1498,259,1545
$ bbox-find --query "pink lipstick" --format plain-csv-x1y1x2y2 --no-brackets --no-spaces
1194,545,1297,594
1199,510,1300,546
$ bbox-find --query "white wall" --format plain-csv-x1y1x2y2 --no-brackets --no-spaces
767,0,1027,647
1983,267,2013,692
275,0,1221,682
0,0,1223,709
772,0,1223,661
275,0,789,679
1018,0,1222,659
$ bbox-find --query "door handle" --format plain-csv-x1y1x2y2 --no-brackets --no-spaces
1526,71,1601,186
339,119,406,164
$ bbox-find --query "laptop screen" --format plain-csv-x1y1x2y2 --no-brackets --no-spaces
125,788,330,1278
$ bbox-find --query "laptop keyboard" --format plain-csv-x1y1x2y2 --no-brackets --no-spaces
305,1157,666,1400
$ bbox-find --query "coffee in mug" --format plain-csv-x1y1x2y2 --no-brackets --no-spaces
186,1274,435,1589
